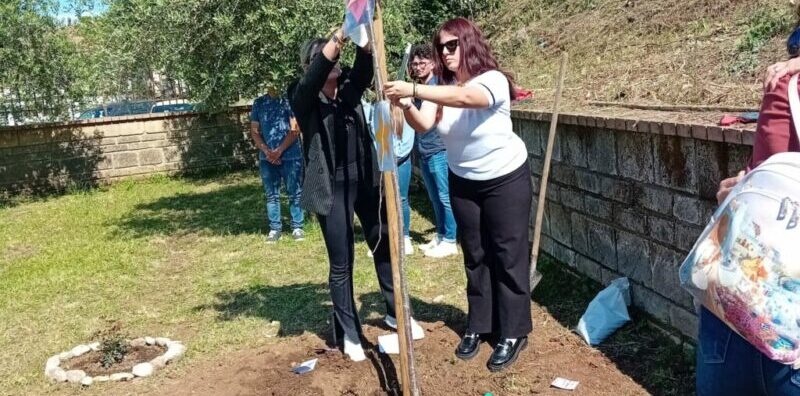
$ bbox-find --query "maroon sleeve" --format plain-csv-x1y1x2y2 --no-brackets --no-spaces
749,75,800,170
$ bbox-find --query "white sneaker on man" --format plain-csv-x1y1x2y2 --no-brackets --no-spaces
384,315,425,340
343,334,366,362
419,235,440,252
404,236,414,256
424,240,458,258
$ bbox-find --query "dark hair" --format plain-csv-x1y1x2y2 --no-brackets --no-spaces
432,17,516,97
300,38,327,68
410,43,433,61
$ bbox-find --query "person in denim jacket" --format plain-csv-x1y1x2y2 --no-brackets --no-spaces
250,89,304,243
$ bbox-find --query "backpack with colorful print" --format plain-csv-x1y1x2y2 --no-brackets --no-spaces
679,74,800,366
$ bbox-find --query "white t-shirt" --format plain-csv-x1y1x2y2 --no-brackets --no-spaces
436,70,528,180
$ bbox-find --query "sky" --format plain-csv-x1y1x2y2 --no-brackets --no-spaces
54,0,106,21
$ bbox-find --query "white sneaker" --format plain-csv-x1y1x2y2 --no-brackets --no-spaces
404,236,414,256
266,230,281,243
419,236,440,252
343,335,366,362
424,240,458,258
384,315,425,340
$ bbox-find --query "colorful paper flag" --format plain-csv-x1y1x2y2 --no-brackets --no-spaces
343,0,375,44
368,100,396,172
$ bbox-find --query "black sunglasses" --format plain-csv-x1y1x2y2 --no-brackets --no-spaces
438,39,459,53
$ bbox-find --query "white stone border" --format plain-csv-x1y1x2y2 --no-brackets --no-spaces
44,337,186,386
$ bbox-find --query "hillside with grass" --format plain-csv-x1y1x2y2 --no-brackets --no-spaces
481,0,797,109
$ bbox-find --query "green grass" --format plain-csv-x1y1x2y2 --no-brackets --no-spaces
0,171,466,395
0,171,694,395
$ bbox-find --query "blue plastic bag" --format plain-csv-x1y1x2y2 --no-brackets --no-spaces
576,277,631,346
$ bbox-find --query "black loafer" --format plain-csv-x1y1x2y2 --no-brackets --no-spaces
455,332,481,360
487,337,528,372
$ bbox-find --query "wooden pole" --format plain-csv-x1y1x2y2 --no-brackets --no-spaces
530,52,568,293
587,100,758,113
370,2,419,395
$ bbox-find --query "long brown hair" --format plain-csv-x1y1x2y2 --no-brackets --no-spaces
432,17,517,97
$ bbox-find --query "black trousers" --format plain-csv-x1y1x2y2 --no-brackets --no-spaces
318,179,396,342
449,162,533,338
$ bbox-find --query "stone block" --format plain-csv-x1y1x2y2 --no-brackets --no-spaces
519,121,542,156
675,223,703,252
561,126,588,168
650,243,693,309
561,187,584,211
587,129,617,175
617,231,652,286
551,163,577,187
694,140,731,200
163,146,182,163
117,135,142,144
654,135,697,194
600,177,633,203
576,254,603,283
575,169,601,193
585,195,613,220
614,205,647,234
112,152,139,169
587,220,617,269
632,184,674,215
0,131,18,148
673,195,702,225
138,149,164,166
546,202,571,247
552,242,577,268
670,306,699,339
630,283,671,324
648,217,675,246
571,212,589,255
617,132,654,182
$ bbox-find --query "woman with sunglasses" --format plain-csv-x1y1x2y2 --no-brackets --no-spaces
289,23,424,362
385,17,532,372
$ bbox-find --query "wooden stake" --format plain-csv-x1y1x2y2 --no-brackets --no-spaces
370,2,419,395
587,101,758,113
530,52,568,293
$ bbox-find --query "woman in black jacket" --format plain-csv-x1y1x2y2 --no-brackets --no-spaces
288,26,422,362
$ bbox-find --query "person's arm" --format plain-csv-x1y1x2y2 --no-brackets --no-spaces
250,121,280,164
397,98,439,132
275,122,300,158
385,81,490,109
289,29,347,117
339,46,374,108
751,75,794,169
718,75,795,204
765,57,800,92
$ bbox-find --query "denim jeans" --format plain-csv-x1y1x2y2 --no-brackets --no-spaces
697,307,800,396
259,158,304,232
419,151,457,242
397,157,412,237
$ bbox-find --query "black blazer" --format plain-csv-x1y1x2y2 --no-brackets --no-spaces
288,47,379,216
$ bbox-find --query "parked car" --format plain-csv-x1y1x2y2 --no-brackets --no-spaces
76,100,156,120
150,99,195,114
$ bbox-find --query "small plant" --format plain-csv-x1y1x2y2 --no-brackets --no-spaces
729,7,793,76
99,334,129,369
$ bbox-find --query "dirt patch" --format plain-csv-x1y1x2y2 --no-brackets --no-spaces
62,345,166,376
151,305,648,396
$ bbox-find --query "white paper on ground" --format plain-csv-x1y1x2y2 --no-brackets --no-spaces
377,334,399,354
292,358,318,374
551,377,579,390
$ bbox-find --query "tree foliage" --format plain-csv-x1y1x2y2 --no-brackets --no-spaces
2,0,499,121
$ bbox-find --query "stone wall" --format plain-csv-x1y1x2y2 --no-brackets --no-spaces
512,110,754,339
0,107,255,194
